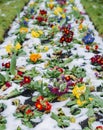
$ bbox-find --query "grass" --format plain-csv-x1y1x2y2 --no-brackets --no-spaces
0,0,29,43
81,0,103,36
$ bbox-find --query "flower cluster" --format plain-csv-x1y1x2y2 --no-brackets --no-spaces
35,96,51,112
5,43,21,53
30,53,41,63
91,55,103,68
72,85,86,99
86,44,98,51
31,30,43,38
60,26,74,43
2,62,10,68
82,30,95,44
36,10,47,23
48,76,73,96
20,76,31,86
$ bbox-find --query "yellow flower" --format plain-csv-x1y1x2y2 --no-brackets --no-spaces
72,85,86,98
38,30,43,35
70,117,76,123
57,7,63,13
48,3,54,9
15,43,21,50
89,97,93,101
20,27,28,33
77,99,86,106
54,7,63,15
61,14,66,19
25,18,29,22
30,53,41,63
5,44,13,53
79,23,83,30
31,31,40,38
44,46,49,51
73,6,78,11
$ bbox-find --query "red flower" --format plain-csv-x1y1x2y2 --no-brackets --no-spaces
45,102,52,112
91,57,96,63
35,102,43,111
5,82,11,88
23,76,31,84
26,109,32,115
40,10,47,15
96,126,103,130
5,62,10,68
65,76,70,81
17,71,23,76
36,16,44,22
57,68,64,73
86,45,90,51
65,37,72,43
64,29,70,35
20,81,24,87
37,96,44,102
2,63,5,66
60,36,65,43
94,45,98,50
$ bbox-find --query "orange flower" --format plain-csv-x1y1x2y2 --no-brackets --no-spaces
30,53,41,63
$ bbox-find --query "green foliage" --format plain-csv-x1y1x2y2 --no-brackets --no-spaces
0,73,5,86
10,54,16,75
81,0,103,36
0,0,29,43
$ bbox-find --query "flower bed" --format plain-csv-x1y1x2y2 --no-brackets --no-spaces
0,0,103,130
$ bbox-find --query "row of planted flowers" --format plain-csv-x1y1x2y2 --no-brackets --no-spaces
0,0,103,130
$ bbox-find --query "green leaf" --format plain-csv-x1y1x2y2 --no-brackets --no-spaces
70,107,81,115
66,100,76,107
0,73,5,86
51,112,59,122
13,112,24,118
0,124,6,130
10,54,16,75
87,108,95,117
22,121,33,128
17,126,22,130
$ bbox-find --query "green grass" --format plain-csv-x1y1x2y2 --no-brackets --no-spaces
81,0,103,36
0,0,29,43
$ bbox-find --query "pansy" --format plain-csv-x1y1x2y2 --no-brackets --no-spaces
72,85,86,98
2,62,10,68
15,43,21,50
19,27,28,33
30,53,41,63
77,99,86,106
5,44,13,53
82,30,95,44
96,126,103,130
54,7,63,16
47,2,54,9
31,30,40,38
35,96,51,112
78,23,83,30
44,46,49,51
